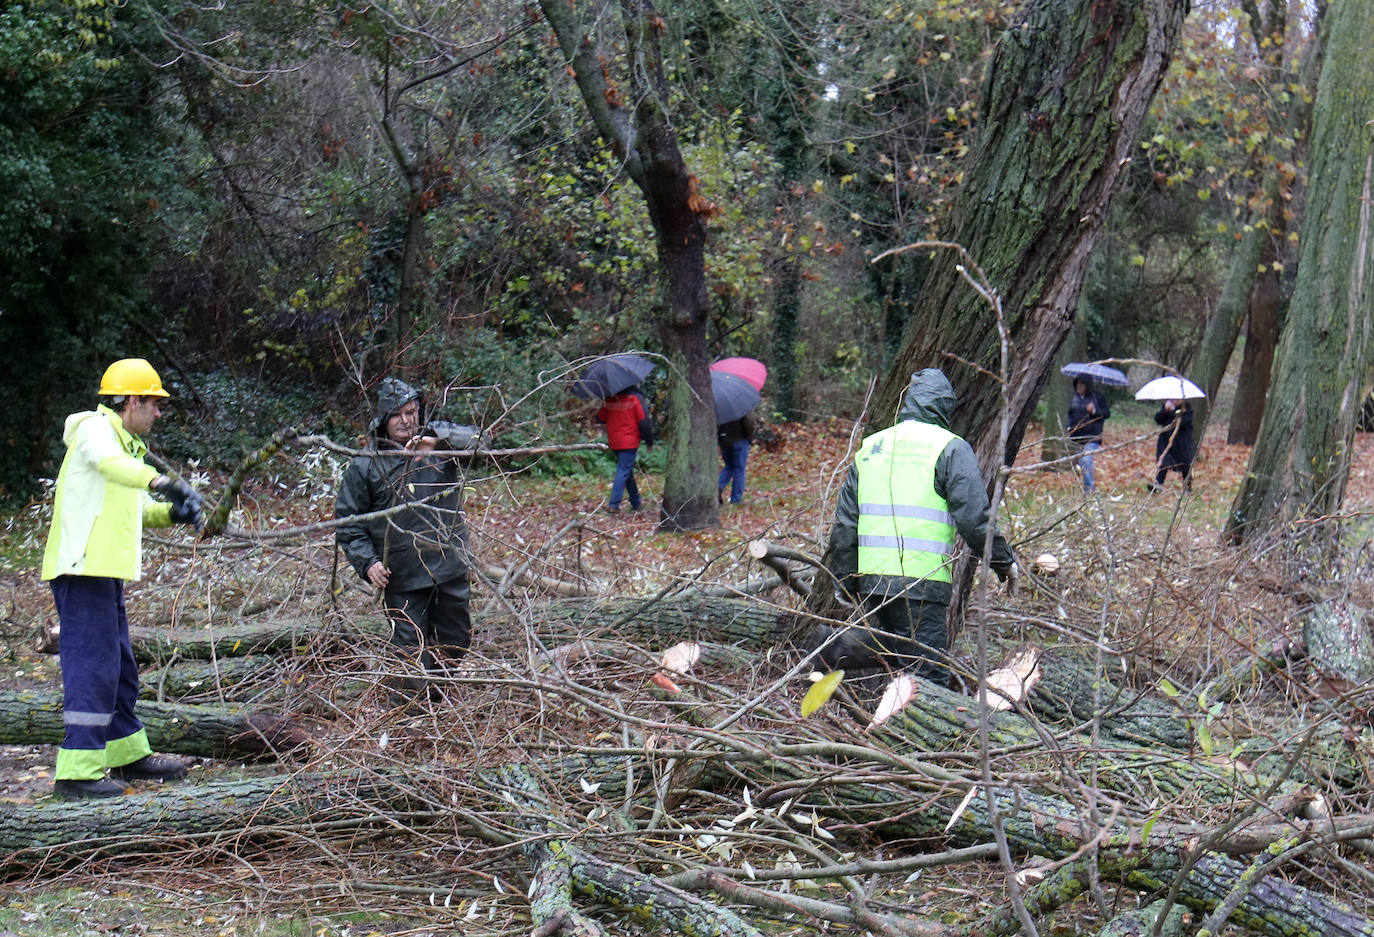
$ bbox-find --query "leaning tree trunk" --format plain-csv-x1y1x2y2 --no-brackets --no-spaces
1188,176,1274,441
1227,234,1282,445
539,0,719,532
872,0,1187,472
1225,0,1374,545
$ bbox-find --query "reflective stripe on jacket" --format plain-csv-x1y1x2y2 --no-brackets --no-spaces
41,406,172,581
855,421,958,582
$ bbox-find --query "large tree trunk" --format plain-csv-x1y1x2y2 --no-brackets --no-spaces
1225,0,1374,544
873,0,1187,473
1188,178,1274,441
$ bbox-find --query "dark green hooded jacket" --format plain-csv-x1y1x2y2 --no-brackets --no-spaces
335,378,481,592
824,368,1014,603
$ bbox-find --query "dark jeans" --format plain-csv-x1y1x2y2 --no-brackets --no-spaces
384,574,472,671
609,448,641,509
821,592,951,681
717,439,750,503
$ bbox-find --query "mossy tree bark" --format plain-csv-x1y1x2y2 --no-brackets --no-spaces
0,688,310,759
872,0,1187,473
1225,0,1374,544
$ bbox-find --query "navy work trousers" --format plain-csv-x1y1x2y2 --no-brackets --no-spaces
51,575,144,778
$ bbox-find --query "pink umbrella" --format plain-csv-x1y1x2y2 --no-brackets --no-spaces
710,357,767,392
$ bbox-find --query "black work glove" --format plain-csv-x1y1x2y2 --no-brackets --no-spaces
153,477,203,529
169,492,204,528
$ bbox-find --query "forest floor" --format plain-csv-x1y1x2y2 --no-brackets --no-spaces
2,412,1374,935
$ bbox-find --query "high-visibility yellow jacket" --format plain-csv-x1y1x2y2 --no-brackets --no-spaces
41,406,172,581
855,421,958,582
824,368,1015,602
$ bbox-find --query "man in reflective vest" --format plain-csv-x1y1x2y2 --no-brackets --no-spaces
41,358,203,798
823,369,1017,681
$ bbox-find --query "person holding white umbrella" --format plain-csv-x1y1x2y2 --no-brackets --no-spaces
1135,375,1205,492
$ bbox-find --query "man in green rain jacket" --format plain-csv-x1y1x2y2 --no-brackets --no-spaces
41,358,203,799
335,378,481,693
823,368,1017,681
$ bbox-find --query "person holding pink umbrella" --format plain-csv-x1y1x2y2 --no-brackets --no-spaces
717,412,755,504
711,359,767,505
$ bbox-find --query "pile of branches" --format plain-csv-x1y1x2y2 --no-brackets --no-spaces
4,579,1374,937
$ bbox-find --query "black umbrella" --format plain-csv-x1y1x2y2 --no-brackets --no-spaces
570,354,656,399
712,370,761,424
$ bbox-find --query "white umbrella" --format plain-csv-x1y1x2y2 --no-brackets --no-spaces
1135,375,1206,401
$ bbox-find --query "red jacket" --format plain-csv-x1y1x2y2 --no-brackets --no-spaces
598,393,647,450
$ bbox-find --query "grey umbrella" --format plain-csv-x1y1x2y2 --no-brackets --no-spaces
1061,362,1129,388
712,370,761,423
571,354,656,399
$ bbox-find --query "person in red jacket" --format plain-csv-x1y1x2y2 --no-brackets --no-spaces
596,386,654,512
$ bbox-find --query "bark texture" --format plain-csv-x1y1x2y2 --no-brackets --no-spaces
1226,0,1374,543
538,0,719,532
0,689,310,758
874,0,1187,474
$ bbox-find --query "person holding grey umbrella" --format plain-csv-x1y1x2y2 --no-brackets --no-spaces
1067,378,1110,492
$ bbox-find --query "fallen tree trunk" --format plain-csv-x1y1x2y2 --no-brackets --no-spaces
530,595,804,649
124,618,381,663
0,771,434,875
5,593,1368,935
0,689,310,759
139,655,289,703
497,764,770,937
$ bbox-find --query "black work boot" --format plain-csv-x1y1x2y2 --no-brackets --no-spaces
109,754,188,781
53,777,128,800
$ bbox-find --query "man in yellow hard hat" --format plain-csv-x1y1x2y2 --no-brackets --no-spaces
41,358,204,799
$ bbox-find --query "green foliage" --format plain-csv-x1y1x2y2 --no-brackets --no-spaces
0,0,180,504
1083,7,1318,367
428,120,778,360
153,371,349,472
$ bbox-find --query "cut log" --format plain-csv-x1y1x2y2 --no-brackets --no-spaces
124,618,339,663
1097,900,1188,937
1028,647,1196,750
4,592,1369,936
530,595,803,649
0,688,310,759
0,772,426,875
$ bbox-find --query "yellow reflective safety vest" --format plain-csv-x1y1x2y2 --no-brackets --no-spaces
41,405,171,582
855,420,958,582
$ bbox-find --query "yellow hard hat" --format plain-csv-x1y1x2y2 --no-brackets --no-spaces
99,358,171,397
